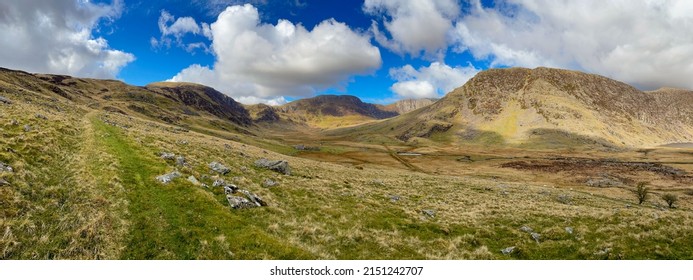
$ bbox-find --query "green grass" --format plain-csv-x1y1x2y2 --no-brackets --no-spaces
91,117,312,259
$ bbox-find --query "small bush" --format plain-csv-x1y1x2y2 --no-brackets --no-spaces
662,193,678,208
635,182,649,205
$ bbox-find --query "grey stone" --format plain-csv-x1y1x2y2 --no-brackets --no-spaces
187,176,201,186
156,171,181,184
23,125,31,132
239,189,267,206
0,95,12,104
35,114,47,120
262,178,277,188
213,179,226,187
159,152,175,160
565,227,574,235
9,119,19,126
389,195,401,202
530,232,541,243
586,176,622,188
226,195,256,209
224,184,239,194
176,156,186,166
520,226,533,233
254,158,291,175
209,161,230,175
0,178,10,186
0,162,13,173
501,246,515,255
422,209,436,218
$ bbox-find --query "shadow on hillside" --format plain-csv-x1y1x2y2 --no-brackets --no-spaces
518,128,621,151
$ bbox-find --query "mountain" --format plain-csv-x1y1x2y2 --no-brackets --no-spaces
332,67,693,148
379,98,438,114
276,95,398,128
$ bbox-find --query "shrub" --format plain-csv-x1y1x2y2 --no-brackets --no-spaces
635,182,649,205
662,193,678,208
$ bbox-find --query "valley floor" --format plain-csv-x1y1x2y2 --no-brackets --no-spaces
2,95,693,259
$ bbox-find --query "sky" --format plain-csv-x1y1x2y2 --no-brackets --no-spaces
1,0,693,105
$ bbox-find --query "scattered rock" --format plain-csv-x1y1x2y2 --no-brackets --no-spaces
254,158,291,175
501,246,515,255
177,140,189,145
176,156,186,166
0,95,12,104
370,179,385,186
209,161,230,175
294,144,319,151
159,152,175,160
389,195,401,202
35,114,48,120
586,176,622,188
226,195,256,209
224,184,239,194
520,226,533,233
422,209,436,218
0,162,13,173
187,176,201,186
23,125,31,132
156,171,181,184
9,119,19,126
239,189,267,206
262,178,277,188
530,232,541,243
0,178,10,186
213,179,226,187
565,227,574,235
595,248,612,256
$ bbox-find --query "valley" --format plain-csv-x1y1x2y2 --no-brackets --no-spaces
1,67,692,260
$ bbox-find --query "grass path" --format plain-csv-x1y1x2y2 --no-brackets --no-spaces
89,115,312,259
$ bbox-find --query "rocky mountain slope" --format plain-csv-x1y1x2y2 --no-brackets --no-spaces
379,98,438,114
275,95,398,128
334,67,693,148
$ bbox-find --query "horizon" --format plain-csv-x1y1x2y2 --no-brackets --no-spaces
1,0,693,105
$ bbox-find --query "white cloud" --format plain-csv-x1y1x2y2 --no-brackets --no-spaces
170,4,382,104
389,62,479,98
153,10,211,52
454,0,693,89
364,0,460,58
0,0,134,78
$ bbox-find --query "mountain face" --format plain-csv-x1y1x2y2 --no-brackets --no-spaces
275,95,398,128
379,98,438,114
336,67,693,147
0,68,252,130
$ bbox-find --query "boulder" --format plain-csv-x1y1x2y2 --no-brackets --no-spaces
565,227,574,235
0,162,13,173
530,232,541,243
0,178,10,186
23,125,31,132
224,184,239,194
176,156,186,166
226,195,257,209
239,189,267,206
156,171,181,184
35,114,48,120
254,158,291,175
262,178,277,188
209,161,230,175
422,209,436,218
520,226,533,233
501,246,515,255
0,95,12,104
187,176,201,186
159,152,175,160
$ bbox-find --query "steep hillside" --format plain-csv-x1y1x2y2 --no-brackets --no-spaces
333,67,693,148
379,98,438,114
276,95,398,128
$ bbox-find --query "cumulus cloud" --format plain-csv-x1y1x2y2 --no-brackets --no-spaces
454,0,693,89
152,10,211,53
389,62,479,98
0,0,134,78
170,4,382,104
364,0,460,58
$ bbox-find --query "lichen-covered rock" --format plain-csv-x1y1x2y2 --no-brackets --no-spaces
254,158,290,175
226,195,257,209
262,178,277,188
187,175,201,185
176,156,186,166
224,184,239,194
0,95,12,104
501,246,515,255
0,162,13,173
209,161,230,175
239,189,267,206
159,152,175,160
156,171,181,184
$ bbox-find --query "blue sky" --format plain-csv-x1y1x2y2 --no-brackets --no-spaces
2,1,693,105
